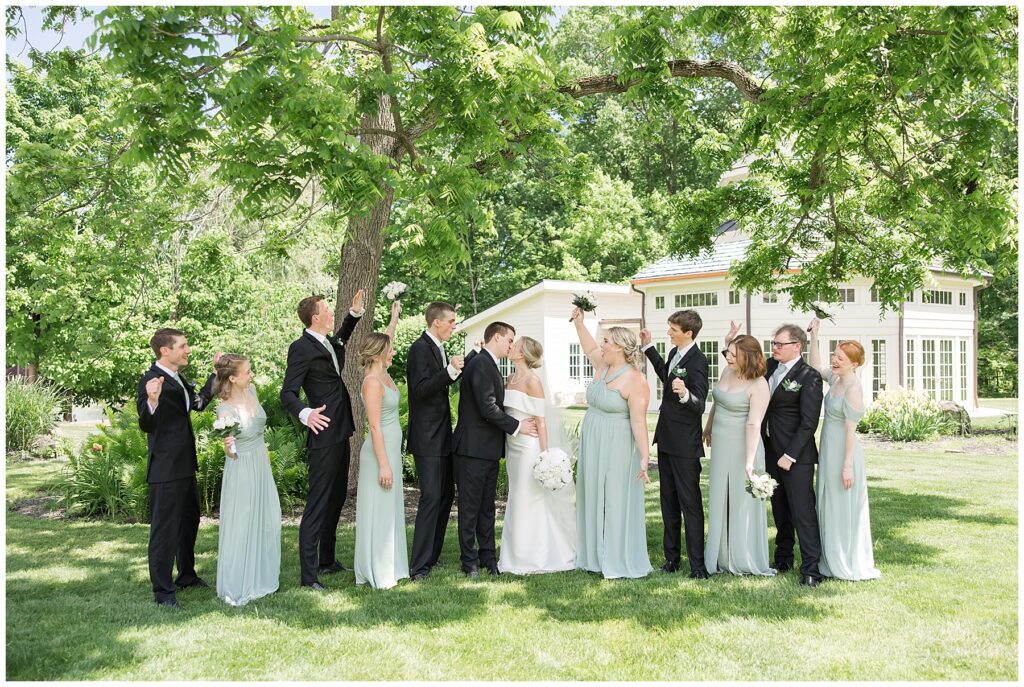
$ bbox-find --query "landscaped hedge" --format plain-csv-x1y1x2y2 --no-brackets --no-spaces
857,387,953,442
6,377,65,454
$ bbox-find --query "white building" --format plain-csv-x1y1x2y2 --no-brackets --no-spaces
631,224,989,412
457,280,643,406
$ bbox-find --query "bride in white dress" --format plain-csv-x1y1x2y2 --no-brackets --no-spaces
498,336,576,574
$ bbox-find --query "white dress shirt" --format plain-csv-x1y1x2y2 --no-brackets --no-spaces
425,330,460,380
147,361,188,414
297,308,362,426
642,340,696,403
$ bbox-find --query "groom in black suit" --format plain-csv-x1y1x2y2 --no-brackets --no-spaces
136,328,217,609
760,323,824,586
452,321,538,576
281,289,364,589
640,310,710,579
406,301,467,581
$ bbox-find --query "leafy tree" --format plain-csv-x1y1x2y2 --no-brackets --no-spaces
50,5,1017,477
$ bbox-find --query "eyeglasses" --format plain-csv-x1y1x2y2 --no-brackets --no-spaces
720,350,735,359
771,341,799,349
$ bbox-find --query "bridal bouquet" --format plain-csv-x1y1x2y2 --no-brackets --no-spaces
382,281,408,301
533,448,573,491
745,471,779,500
571,291,599,313
808,300,836,327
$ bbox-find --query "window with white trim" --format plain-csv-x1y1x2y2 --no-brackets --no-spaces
729,289,741,305
939,339,953,401
922,289,953,305
906,339,916,391
568,343,594,383
699,341,720,390
959,340,968,403
675,292,718,308
654,295,665,310
921,340,936,397
959,292,967,307
762,292,778,304
872,339,887,398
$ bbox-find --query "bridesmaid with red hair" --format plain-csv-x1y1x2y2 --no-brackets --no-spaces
808,320,881,581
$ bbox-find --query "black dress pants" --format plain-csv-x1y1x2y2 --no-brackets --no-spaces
410,453,455,576
767,459,822,579
658,451,706,573
454,454,499,570
148,475,201,602
299,440,351,584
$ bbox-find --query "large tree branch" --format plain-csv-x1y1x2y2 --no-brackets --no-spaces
562,59,767,104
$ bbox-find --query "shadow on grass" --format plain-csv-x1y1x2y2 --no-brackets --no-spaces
6,475,1016,679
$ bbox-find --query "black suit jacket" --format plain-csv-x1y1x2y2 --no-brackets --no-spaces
136,364,215,484
645,344,708,458
452,350,519,460
280,312,360,450
760,357,824,465
406,332,463,456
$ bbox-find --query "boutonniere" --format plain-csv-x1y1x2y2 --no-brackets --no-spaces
672,365,688,378
782,379,802,392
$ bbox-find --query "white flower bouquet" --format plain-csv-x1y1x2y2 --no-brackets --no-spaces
211,416,241,439
808,300,836,328
533,447,573,491
745,471,779,500
571,291,599,313
382,281,408,301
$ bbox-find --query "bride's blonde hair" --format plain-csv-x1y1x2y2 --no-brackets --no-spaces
518,336,543,369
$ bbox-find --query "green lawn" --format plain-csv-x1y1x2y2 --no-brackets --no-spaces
6,433,1017,680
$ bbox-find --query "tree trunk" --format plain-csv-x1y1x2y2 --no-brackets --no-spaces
335,94,401,489
27,313,41,383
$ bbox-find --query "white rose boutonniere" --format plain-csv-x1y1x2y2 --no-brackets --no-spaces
782,379,802,392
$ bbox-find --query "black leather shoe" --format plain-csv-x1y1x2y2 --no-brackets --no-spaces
774,562,794,573
462,566,479,578
302,582,326,591
688,570,709,580
176,577,209,589
486,564,501,576
318,561,348,575
411,572,428,582
157,598,183,610
660,561,680,573
799,575,820,587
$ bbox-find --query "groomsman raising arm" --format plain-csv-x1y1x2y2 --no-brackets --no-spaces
639,309,710,579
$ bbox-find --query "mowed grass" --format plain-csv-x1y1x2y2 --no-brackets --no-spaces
6,433,1017,680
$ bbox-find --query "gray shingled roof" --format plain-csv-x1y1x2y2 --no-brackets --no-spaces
631,225,990,282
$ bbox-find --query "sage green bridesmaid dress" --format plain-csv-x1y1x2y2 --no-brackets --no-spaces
575,364,653,579
816,370,881,581
215,386,282,606
354,380,409,589
704,386,775,576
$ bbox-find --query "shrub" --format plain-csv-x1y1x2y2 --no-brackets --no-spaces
6,377,64,453
61,405,149,520
858,387,951,442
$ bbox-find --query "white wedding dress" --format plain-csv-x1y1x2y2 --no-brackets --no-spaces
498,389,576,574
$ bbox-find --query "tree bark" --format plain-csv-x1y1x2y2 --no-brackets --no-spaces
562,59,767,104
335,94,401,489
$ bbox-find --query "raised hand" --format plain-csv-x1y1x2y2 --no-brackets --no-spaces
807,317,820,335
306,404,331,435
639,328,652,346
390,299,402,321
474,338,485,350
146,376,164,404
351,288,366,312
450,355,466,371
569,306,583,323
212,351,223,368
725,320,742,346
